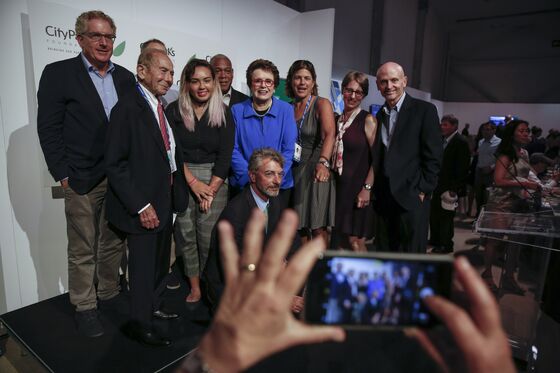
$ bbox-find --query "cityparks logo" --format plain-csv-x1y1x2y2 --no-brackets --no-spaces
113,41,126,57
45,26,76,40
43,25,127,57
44,25,79,54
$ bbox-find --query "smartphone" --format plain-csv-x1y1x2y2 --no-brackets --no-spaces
304,251,453,328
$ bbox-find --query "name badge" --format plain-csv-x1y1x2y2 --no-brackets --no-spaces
293,143,302,163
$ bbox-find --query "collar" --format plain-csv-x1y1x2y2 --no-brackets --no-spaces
223,86,232,97
137,80,160,107
80,52,114,74
385,92,406,112
445,130,458,143
243,97,279,119
250,185,269,211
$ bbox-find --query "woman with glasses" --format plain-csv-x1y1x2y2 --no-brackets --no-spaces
230,59,297,206
166,59,235,303
332,71,377,251
286,60,336,244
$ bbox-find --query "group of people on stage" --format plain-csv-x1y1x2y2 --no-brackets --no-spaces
324,262,434,327
35,8,558,373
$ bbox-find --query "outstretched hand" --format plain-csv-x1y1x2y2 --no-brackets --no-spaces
197,209,345,373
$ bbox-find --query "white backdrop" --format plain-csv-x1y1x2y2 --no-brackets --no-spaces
0,0,335,313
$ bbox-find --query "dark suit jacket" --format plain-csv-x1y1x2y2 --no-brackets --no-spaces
373,94,442,211
204,186,299,310
104,89,188,234
37,54,136,194
228,88,249,108
435,133,471,197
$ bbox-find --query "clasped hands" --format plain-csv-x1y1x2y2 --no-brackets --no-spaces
191,180,217,213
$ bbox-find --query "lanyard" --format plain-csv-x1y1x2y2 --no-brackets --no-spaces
294,95,313,142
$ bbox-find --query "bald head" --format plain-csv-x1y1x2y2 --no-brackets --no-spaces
376,61,407,107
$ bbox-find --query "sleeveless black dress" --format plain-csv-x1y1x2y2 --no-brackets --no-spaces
334,109,375,238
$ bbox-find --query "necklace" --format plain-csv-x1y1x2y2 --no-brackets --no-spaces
252,99,272,117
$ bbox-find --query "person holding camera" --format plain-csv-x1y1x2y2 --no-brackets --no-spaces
180,210,515,373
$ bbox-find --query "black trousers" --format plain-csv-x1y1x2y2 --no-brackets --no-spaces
126,217,172,328
429,193,456,250
374,173,430,253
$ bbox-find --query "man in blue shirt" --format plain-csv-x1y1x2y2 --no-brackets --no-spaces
37,10,135,338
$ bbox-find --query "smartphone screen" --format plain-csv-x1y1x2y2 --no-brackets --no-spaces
304,251,453,328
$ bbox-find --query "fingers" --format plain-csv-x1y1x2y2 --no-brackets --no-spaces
218,220,240,287
140,207,159,229
454,256,502,334
287,323,345,346
257,210,298,283
423,295,482,357
404,328,448,373
240,209,265,272
277,235,325,298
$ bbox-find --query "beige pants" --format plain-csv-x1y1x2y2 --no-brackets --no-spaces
64,178,125,311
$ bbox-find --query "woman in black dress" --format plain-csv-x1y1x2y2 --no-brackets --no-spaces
332,71,377,251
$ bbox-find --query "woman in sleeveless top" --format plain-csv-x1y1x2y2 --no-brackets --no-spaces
332,71,377,251
287,60,336,244
482,120,540,295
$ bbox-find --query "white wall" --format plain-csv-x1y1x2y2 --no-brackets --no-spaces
0,0,335,313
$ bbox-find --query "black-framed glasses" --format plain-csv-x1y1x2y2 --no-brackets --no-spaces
80,32,116,43
253,78,274,87
343,88,364,98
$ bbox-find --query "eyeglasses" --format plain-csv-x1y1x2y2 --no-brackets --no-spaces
343,88,364,98
252,78,274,87
80,32,116,43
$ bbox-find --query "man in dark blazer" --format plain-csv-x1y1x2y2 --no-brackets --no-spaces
210,54,249,107
105,49,188,347
429,115,471,253
204,148,299,312
37,10,135,337
373,62,442,253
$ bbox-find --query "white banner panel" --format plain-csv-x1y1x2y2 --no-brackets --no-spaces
28,0,231,88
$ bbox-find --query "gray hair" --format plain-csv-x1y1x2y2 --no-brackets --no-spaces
248,148,284,173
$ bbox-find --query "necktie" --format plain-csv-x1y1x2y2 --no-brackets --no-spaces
157,100,170,151
157,99,173,185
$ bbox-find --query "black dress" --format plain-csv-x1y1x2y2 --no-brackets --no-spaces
334,110,375,238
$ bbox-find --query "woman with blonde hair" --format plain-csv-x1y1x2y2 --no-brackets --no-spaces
166,58,235,302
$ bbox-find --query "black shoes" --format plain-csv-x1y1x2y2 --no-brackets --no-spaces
75,309,104,338
122,322,171,347
153,310,179,320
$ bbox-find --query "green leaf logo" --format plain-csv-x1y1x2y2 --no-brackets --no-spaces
113,41,126,57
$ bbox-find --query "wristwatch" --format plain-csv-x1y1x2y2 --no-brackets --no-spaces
318,159,330,168
363,183,372,190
